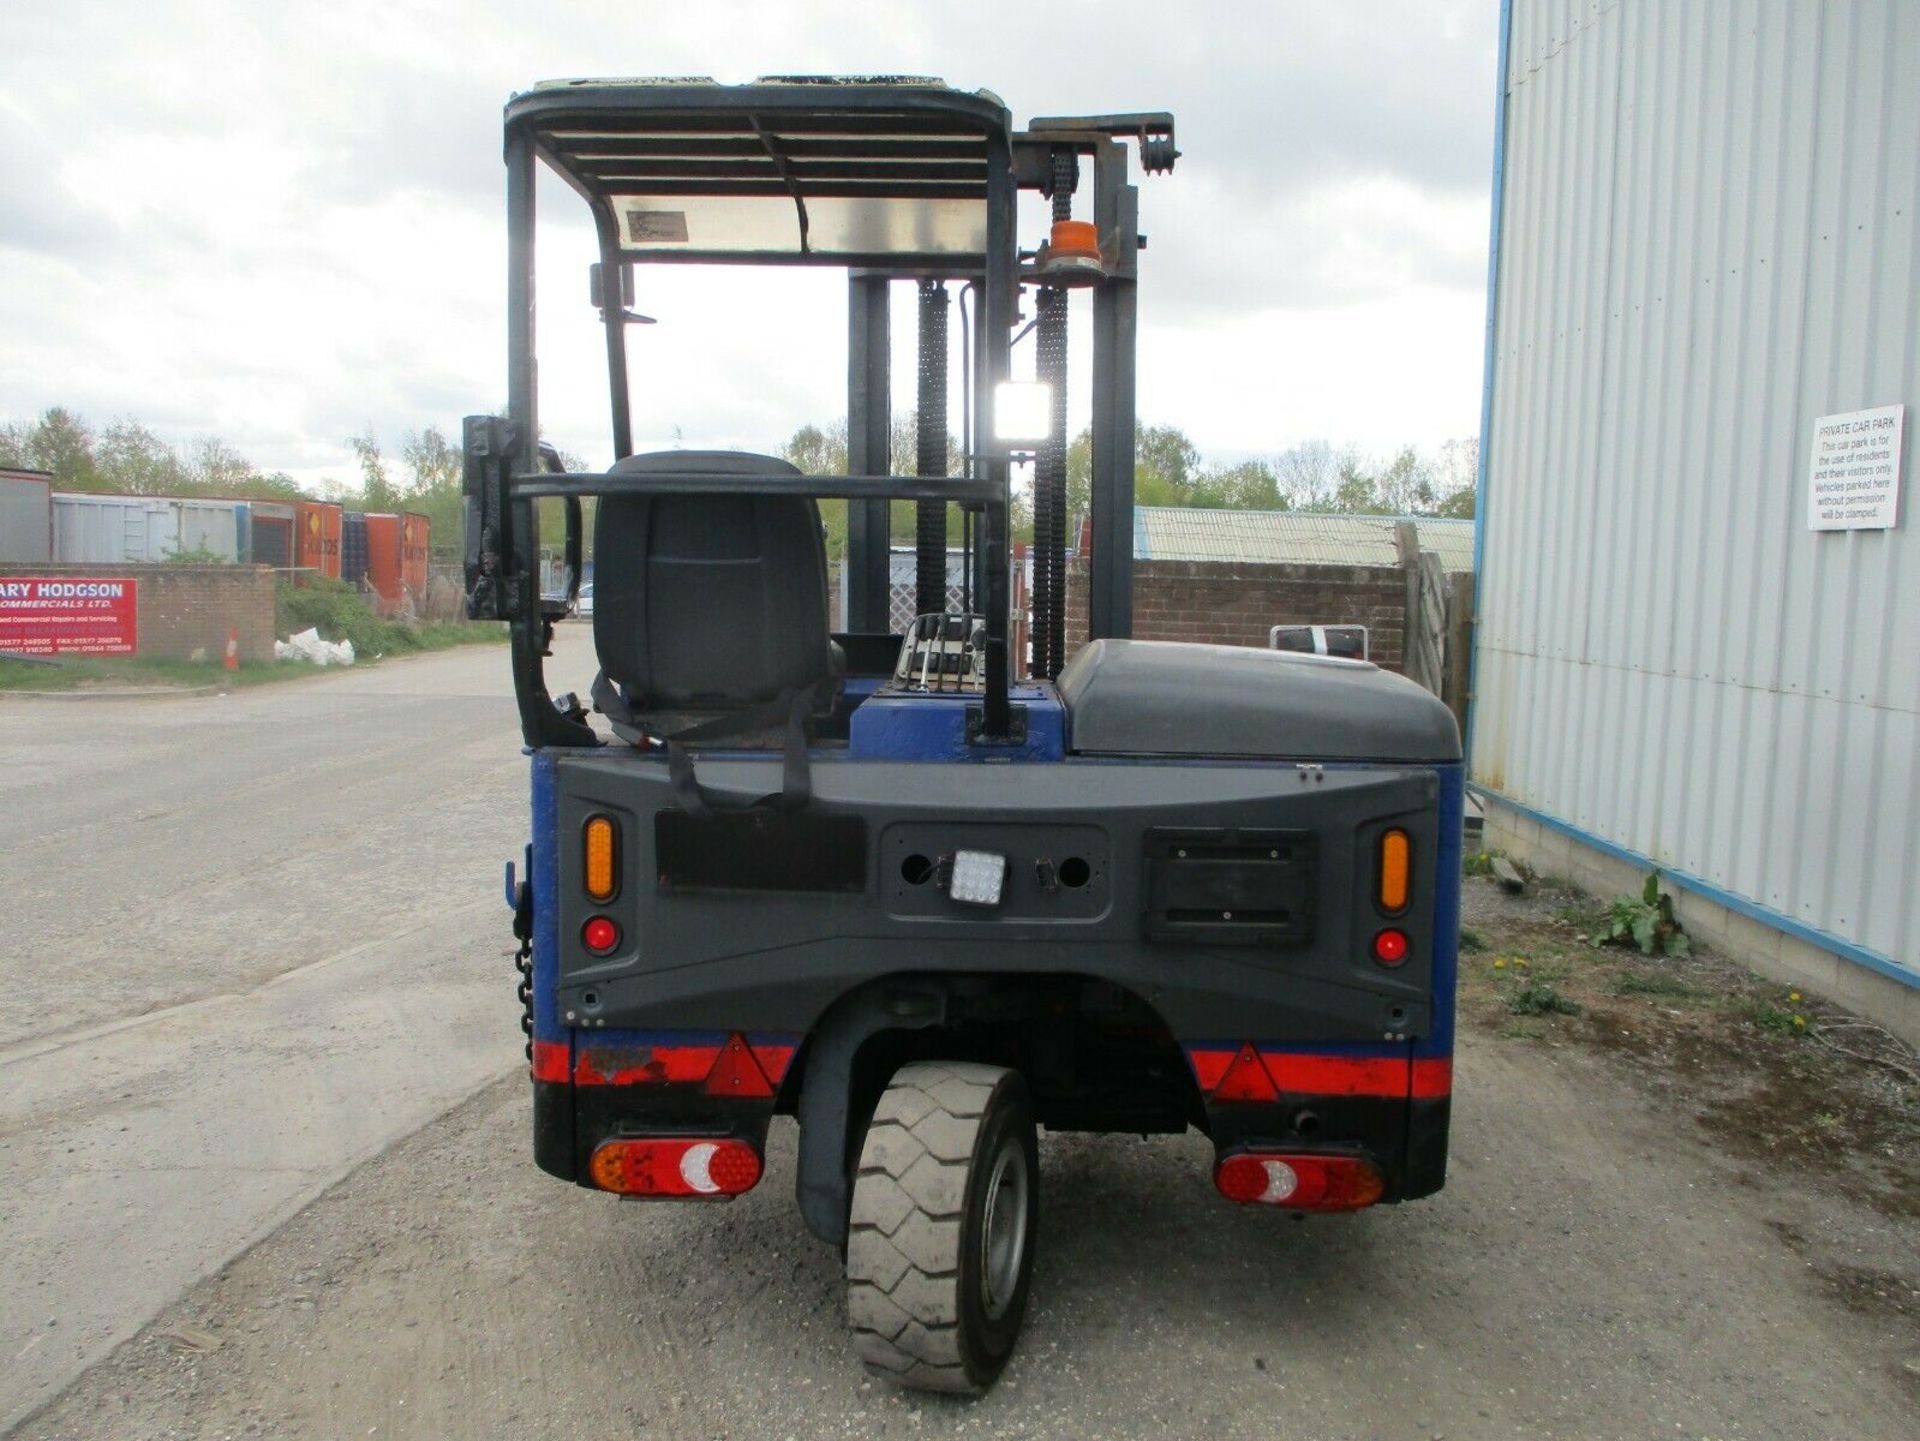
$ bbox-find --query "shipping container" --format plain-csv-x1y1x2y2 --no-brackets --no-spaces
296,500,343,581
0,470,53,564
341,511,369,586
247,501,297,569
401,511,430,603
52,493,242,564
363,512,403,610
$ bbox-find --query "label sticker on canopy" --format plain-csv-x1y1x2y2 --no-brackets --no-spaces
626,208,690,243
0,577,138,656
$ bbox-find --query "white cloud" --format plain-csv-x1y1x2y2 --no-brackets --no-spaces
0,0,1496,486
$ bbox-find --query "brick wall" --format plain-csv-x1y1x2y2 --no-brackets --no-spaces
0,563,278,663
1063,558,1407,671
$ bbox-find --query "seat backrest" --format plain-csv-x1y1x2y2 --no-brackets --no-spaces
592,451,833,710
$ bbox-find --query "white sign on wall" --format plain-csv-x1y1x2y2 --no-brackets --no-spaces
1807,404,1905,530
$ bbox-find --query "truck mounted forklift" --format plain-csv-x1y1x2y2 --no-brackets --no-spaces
465,76,1462,1395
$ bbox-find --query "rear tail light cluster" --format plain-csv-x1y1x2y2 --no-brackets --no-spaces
583,814,619,901
581,815,624,953
1214,1153,1384,1211
589,1138,763,1197
1371,927,1409,965
1376,827,1410,913
1372,827,1413,966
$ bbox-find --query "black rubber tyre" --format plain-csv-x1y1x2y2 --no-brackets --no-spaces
846,1061,1039,1394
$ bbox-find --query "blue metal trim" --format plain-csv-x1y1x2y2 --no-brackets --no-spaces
1133,505,1151,561
1186,1040,1408,1060
1464,0,1513,768
529,750,567,1044
848,684,1066,761
1476,787,1919,992
571,1028,804,1048
578,1028,732,1048
1416,761,1464,1056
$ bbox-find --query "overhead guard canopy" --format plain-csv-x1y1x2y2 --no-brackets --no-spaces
509,76,1011,265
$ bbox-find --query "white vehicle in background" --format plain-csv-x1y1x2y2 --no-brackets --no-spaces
575,581,593,619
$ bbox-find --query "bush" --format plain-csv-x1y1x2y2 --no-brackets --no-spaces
1591,872,1691,957
1505,980,1582,1017
275,579,502,657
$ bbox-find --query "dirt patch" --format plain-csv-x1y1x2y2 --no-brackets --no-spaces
1460,873,1920,1222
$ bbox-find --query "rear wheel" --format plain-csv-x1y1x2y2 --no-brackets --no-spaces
846,1061,1038,1394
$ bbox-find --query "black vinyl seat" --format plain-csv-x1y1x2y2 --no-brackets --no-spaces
591,451,837,738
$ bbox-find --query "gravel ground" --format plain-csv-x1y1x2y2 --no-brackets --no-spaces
0,633,594,1428
14,877,1917,1441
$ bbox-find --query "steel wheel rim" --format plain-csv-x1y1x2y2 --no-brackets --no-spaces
978,1135,1029,1322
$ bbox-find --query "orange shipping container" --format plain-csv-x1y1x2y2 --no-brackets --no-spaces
401,511,430,603
363,513,403,610
296,500,343,581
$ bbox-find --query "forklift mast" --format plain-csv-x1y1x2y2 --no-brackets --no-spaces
463,79,1175,748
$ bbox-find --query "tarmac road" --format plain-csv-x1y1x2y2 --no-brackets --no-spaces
0,629,597,1432
13,1034,1918,1441
3,630,1915,1439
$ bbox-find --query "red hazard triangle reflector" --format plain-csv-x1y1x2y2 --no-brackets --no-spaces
1211,1043,1279,1103
702,1033,775,1099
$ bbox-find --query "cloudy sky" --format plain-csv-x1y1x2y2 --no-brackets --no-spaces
1,0,1496,491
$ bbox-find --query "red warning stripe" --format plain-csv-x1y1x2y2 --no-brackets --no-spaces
574,1044,721,1087
1410,1057,1453,1098
531,1039,569,1084
1185,1048,1455,1101
1262,1053,1409,1097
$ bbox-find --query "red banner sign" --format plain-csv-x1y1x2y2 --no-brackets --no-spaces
0,577,139,656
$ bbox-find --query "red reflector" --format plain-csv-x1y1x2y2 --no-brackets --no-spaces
589,1138,762,1197
1214,1153,1385,1211
1211,1042,1280,1103
702,1033,775,1099
1372,928,1410,965
582,916,620,953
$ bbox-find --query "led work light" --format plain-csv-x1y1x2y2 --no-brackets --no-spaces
947,849,1008,907
993,381,1053,444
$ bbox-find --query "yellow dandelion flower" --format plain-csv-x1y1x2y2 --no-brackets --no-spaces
1788,991,1801,1002
1514,957,1530,969
1493,958,1507,969
1792,1015,1806,1029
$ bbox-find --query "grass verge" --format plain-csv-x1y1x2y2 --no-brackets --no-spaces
275,579,505,659
0,655,317,692
1,582,503,693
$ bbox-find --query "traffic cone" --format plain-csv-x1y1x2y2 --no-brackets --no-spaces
224,627,239,671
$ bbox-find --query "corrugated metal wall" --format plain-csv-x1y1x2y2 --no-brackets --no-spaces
0,476,52,563
1476,0,1919,977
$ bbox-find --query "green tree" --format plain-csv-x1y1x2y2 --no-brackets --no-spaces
15,407,100,487
1429,436,1478,517
782,421,847,476
1064,421,1205,510
401,427,462,493
97,420,191,494
191,437,258,495
350,429,402,511
1191,458,1282,511
1274,440,1353,510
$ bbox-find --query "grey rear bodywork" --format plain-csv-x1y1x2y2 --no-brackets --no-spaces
553,753,1443,1046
